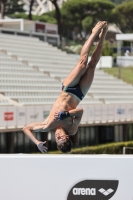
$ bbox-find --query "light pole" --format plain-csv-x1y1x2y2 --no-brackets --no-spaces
117,40,121,78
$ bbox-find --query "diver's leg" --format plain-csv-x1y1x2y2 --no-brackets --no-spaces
63,21,107,87
79,24,108,95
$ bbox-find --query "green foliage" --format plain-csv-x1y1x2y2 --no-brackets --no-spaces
61,0,115,40
71,141,133,154
103,67,133,84
10,13,57,24
109,0,125,5
10,13,28,19
9,0,133,41
64,44,82,54
62,0,115,17
114,1,133,32
64,40,114,56
82,16,93,33
5,0,24,15
32,15,57,24
48,141,133,154
102,40,114,56
107,8,120,25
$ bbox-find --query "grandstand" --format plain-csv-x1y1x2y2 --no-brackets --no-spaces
0,33,133,106
0,33,133,153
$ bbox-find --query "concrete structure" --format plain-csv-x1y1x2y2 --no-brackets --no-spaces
0,19,58,33
116,33,133,66
0,155,133,200
0,32,133,152
22,0,67,15
0,19,59,46
106,23,122,41
0,32,133,108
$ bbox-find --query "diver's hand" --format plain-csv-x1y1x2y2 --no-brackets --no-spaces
37,141,48,153
54,111,60,121
54,111,70,121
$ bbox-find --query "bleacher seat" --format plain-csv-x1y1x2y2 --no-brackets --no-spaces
0,94,20,106
0,33,133,106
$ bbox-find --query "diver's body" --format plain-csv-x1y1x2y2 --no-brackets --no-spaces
23,21,108,153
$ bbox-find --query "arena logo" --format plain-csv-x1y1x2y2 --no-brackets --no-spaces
73,188,96,195
67,180,119,200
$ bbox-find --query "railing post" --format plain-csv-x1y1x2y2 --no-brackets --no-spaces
117,40,121,78
123,147,126,154
30,30,32,37
44,29,47,42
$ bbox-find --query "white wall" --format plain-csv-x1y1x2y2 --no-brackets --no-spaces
0,104,133,129
117,56,133,67
0,19,58,34
0,155,133,200
88,56,113,68
24,22,35,32
3,23,21,30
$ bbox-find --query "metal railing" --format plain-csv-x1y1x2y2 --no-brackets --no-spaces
123,147,133,154
0,27,60,46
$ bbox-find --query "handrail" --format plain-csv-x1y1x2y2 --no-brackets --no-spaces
123,147,133,154
0,27,60,46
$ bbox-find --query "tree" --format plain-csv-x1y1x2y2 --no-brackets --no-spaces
10,12,57,24
28,0,35,20
49,0,62,45
114,1,133,32
0,0,24,19
109,0,125,4
0,0,7,19
61,0,115,41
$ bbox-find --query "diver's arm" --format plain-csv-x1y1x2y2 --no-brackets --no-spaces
23,122,42,144
54,108,83,121
22,122,49,153
69,108,83,118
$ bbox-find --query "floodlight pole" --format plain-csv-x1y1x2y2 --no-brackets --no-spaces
117,40,121,79
131,42,133,56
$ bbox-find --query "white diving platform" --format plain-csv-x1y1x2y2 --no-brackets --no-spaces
0,154,133,200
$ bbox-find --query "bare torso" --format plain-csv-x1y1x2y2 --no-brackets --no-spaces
43,91,81,135
50,91,80,113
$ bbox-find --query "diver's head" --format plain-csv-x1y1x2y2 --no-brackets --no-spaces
55,127,71,153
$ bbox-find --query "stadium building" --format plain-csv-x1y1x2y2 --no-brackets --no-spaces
22,0,67,15
0,18,133,153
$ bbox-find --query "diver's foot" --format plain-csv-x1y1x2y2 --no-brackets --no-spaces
99,24,108,39
92,21,107,36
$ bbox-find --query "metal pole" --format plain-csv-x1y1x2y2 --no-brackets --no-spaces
20,19,24,31
123,147,133,154
130,42,133,56
117,40,121,78
123,147,126,154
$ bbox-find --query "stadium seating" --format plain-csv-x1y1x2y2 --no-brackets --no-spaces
0,94,20,106
0,33,133,106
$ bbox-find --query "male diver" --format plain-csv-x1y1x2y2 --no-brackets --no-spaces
23,21,108,153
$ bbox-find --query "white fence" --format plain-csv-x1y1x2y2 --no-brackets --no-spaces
0,26,60,46
0,155,133,200
88,56,113,68
117,56,133,67
0,103,133,130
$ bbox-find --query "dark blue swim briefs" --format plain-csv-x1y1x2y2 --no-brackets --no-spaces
62,84,84,100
